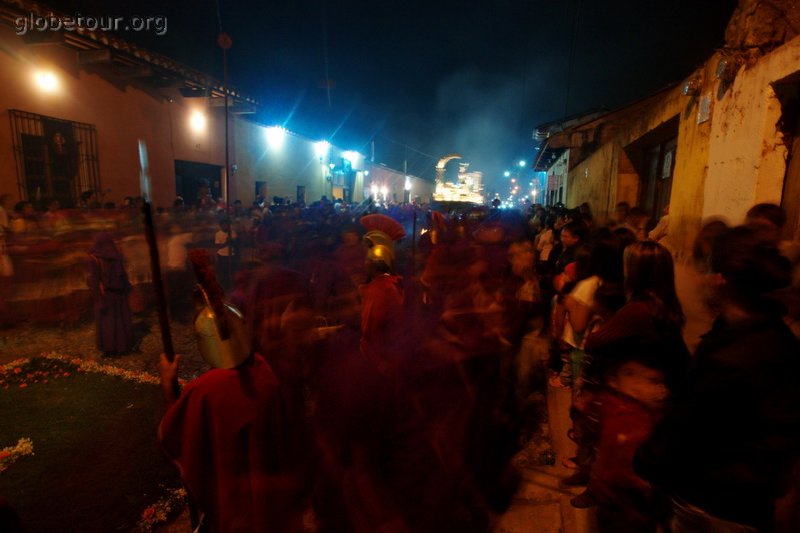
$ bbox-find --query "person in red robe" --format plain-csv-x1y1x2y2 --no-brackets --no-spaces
158,353,307,533
158,251,309,532
358,215,406,360
359,257,404,359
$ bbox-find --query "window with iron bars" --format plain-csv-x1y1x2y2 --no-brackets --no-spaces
9,109,100,209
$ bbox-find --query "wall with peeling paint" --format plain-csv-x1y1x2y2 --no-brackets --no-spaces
703,38,800,224
547,30,800,258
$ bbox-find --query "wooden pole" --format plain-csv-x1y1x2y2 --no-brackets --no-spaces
142,201,175,362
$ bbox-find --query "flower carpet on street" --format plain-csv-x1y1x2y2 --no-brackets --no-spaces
0,353,183,532
139,487,188,532
0,438,34,474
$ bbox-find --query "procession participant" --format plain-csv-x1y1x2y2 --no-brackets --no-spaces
0,226,12,328
358,214,406,360
330,222,367,328
158,250,308,533
86,232,134,357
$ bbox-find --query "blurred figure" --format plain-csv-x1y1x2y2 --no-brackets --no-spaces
610,201,630,228
746,203,800,337
10,202,37,234
637,226,800,533
165,223,194,321
0,225,12,328
623,207,651,241
578,241,689,530
41,200,70,235
553,221,588,288
0,194,11,231
359,215,405,360
648,204,670,244
555,236,625,487
675,219,728,351
214,218,238,290
86,232,134,357
159,250,310,533
746,203,800,282
331,223,366,328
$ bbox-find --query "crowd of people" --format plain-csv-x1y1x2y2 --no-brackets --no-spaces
532,200,800,532
1,190,799,532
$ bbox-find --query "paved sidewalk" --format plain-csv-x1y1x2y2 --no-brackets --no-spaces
495,384,596,533
495,327,596,533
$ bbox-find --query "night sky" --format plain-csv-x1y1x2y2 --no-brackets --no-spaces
43,0,737,188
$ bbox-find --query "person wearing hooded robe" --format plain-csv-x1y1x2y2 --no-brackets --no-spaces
87,232,134,356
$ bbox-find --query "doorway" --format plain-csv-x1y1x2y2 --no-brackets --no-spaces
776,82,800,240
623,116,679,223
174,160,222,207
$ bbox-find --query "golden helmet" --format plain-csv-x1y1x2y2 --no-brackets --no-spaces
366,243,395,268
363,230,395,251
193,287,250,369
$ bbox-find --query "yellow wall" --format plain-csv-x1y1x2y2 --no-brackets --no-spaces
566,143,616,221
558,34,800,256
562,89,686,225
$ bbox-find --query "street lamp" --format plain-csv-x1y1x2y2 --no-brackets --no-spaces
314,140,330,158
518,160,526,168
189,111,207,133
34,70,59,93
265,126,286,150
343,151,361,165
504,171,510,177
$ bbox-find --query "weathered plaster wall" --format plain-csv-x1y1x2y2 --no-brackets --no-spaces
234,121,340,204
615,149,639,207
562,87,686,224
704,36,800,223
566,142,616,222
366,164,434,203
545,151,569,204
664,58,717,258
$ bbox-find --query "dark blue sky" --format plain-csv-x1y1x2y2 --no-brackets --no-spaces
47,0,737,187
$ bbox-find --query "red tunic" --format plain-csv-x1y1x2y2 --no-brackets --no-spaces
359,274,403,358
158,354,304,532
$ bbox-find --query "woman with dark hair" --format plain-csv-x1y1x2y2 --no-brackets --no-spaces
87,232,134,356
584,240,688,382
572,241,690,531
636,226,800,533
555,236,626,483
